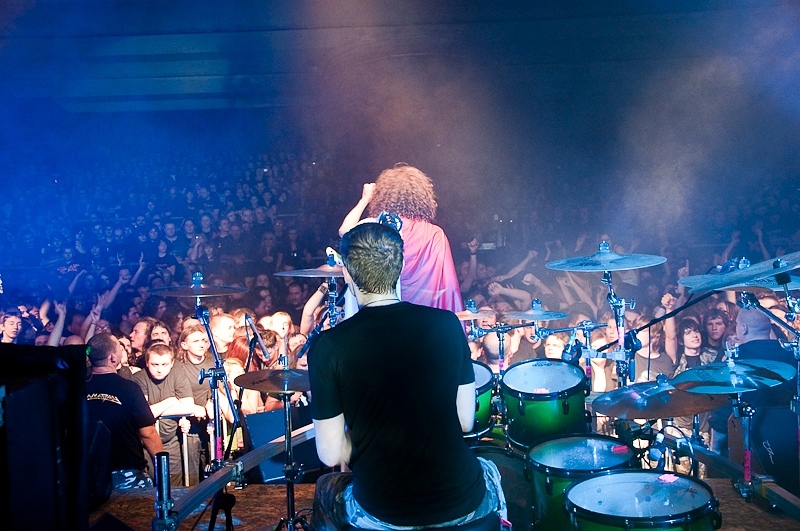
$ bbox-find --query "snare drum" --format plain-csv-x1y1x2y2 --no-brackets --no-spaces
501,359,589,449
528,435,638,530
564,470,722,530
466,360,495,438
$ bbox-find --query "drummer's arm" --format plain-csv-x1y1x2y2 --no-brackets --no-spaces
338,183,375,237
314,414,352,467
456,382,477,433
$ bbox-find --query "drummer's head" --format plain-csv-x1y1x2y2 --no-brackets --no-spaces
735,308,772,343
340,223,403,296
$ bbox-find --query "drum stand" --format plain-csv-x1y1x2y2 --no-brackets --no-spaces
730,393,755,500
601,270,635,387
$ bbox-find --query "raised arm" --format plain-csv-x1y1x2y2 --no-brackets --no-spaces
661,293,678,364
493,250,538,283
300,283,329,336
47,302,68,346
338,183,375,237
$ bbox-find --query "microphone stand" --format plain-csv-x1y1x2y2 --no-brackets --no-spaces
191,273,243,531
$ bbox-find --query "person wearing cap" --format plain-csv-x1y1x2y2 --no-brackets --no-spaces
85,333,163,489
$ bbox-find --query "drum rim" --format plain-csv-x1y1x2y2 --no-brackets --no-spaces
500,359,587,400
563,469,719,527
470,444,526,460
472,359,495,393
527,433,637,476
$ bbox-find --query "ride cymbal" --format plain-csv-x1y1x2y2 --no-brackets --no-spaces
546,242,666,272
503,309,569,322
235,369,310,394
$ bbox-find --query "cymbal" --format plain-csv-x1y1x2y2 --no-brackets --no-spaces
235,369,310,394
455,309,496,321
679,273,800,293
545,242,666,272
671,359,797,395
504,309,569,322
592,377,724,419
274,264,344,278
149,284,248,298
678,251,800,293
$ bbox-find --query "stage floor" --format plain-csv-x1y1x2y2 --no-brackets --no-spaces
89,478,800,531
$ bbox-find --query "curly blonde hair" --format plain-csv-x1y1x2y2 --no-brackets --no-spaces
367,163,437,222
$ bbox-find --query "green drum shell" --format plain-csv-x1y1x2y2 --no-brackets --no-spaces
467,360,495,438
528,435,638,530
501,359,589,449
564,470,722,531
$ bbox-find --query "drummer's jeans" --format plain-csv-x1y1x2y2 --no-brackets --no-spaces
311,457,506,531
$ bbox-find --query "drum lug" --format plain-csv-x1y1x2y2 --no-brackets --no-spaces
518,399,526,416
545,473,553,496
562,400,569,415
711,497,723,529
474,391,480,413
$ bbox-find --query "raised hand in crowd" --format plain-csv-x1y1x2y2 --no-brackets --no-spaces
47,301,68,347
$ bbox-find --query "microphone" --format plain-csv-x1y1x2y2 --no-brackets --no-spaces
615,419,653,445
561,329,582,365
244,314,276,368
648,432,667,471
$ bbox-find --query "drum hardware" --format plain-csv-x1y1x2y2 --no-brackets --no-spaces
149,281,249,298
502,299,569,322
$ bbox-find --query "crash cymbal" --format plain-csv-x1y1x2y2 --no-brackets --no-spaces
545,242,666,272
455,309,497,321
678,251,800,293
235,369,310,394
671,359,797,395
149,284,248,298
679,273,800,293
274,264,344,278
504,309,569,322
592,376,724,419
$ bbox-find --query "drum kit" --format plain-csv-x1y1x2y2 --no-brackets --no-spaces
457,243,800,529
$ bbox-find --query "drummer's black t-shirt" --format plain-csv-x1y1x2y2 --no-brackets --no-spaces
309,302,485,526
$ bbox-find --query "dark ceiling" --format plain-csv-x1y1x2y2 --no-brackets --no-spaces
1,0,799,231
2,0,795,113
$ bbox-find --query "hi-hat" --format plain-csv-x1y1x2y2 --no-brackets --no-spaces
455,309,497,321
678,251,800,293
235,369,310,394
679,273,800,293
592,376,724,419
545,242,666,272
671,359,796,395
274,264,344,278
149,284,248,298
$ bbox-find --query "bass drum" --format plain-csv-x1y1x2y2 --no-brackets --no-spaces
465,360,496,439
470,445,531,531
564,470,722,530
528,434,638,530
501,359,589,449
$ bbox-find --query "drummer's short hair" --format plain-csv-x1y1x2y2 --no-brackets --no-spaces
340,223,403,295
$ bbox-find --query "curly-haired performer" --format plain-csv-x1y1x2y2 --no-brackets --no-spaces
338,163,463,313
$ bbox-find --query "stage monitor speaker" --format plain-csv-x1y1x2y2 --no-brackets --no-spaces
241,407,321,484
0,343,88,530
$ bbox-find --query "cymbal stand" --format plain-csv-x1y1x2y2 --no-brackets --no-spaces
601,270,635,387
730,393,755,500
468,320,528,374
275,374,310,530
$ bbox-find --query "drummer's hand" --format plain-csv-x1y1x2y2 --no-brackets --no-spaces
179,417,191,433
661,293,676,312
193,404,208,419
361,183,376,202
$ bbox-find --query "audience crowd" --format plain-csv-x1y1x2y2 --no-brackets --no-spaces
1,144,799,486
